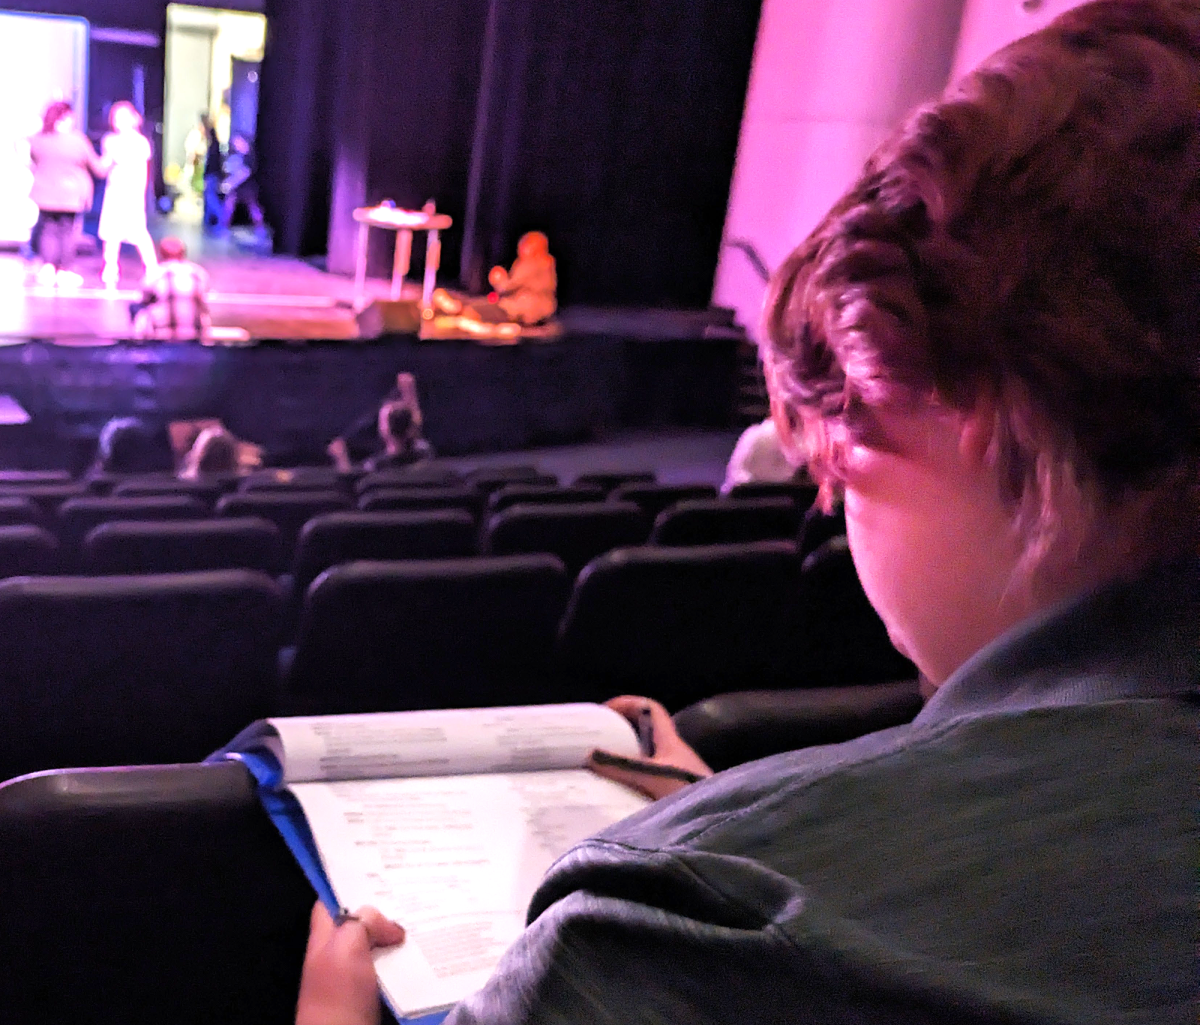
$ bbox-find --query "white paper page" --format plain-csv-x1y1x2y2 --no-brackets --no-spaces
290,769,649,1016
268,703,640,783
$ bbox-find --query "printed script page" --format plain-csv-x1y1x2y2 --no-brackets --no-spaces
289,768,650,1016
270,703,640,783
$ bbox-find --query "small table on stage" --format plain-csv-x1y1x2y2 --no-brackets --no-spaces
352,205,454,310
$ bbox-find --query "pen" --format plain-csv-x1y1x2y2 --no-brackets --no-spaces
590,749,705,784
636,707,656,757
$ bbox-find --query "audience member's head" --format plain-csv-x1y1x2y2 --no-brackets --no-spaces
158,236,188,263
378,401,416,451
94,417,175,475
762,0,1200,685
179,426,239,479
42,101,73,135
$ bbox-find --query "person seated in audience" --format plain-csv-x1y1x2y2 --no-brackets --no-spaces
296,3,1197,1023
89,417,175,476
327,372,433,472
720,416,806,493
131,236,212,342
178,425,238,479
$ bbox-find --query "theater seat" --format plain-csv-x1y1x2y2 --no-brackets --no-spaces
673,680,924,771
0,482,90,516
83,518,283,575
57,496,210,553
728,480,819,509
0,525,59,577
113,477,231,506
291,510,477,595
467,468,558,493
356,464,461,494
0,762,311,1025
0,570,283,780
608,482,717,521
216,491,350,563
357,485,485,520
573,471,656,493
486,483,605,514
0,469,70,485
0,496,43,528
799,504,846,558
650,497,799,547
287,554,571,713
482,501,648,577
796,537,915,686
556,541,803,710
239,467,353,493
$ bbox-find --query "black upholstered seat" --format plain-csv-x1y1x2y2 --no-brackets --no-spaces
0,762,312,1025
0,570,283,779
486,483,605,514
572,471,656,493
0,525,59,577
83,518,283,575
292,510,477,594
466,467,557,494
607,482,717,521
798,504,847,559
216,490,350,562
287,554,571,713
57,496,210,552
238,467,353,493
556,540,803,710
0,482,90,516
0,496,44,528
112,477,232,506
728,480,819,509
356,485,485,520
482,501,647,577
674,681,924,771
355,464,461,494
650,497,799,547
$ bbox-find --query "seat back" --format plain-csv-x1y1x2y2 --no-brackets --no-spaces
467,468,558,494
83,518,283,575
0,525,59,577
57,496,209,552
557,541,802,710
357,485,484,520
798,504,847,559
216,491,350,564
289,555,571,712
650,497,799,547
572,471,656,493
113,477,231,506
0,482,90,516
608,482,717,520
292,510,477,594
0,496,43,528
483,501,647,577
239,467,353,494
728,480,819,509
355,464,461,494
0,470,70,485
0,570,283,779
487,483,605,514
0,762,312,1025
796,537,915,685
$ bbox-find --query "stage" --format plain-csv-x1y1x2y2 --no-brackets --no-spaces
0,245,746,469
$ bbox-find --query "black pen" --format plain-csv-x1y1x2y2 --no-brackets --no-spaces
590,748,706,784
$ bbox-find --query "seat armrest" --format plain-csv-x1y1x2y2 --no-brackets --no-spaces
674,680,923,771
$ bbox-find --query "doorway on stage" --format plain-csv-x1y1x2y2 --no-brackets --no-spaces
162,4,265,235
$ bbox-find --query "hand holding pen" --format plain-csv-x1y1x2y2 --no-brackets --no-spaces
588,696,714,800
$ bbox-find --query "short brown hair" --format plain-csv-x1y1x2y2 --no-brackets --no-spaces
763,0,1200,550
41,101,72,134
158,236,187,261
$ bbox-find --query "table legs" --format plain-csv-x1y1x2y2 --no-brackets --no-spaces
353,220,369,310
422,229,441,309
391,229,413,302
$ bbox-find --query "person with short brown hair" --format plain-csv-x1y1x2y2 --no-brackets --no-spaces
296,4,1198,1023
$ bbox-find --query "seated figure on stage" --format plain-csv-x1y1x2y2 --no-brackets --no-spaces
132,237,212,342
488,231,557,326
328,372,434,472
427,231,557,340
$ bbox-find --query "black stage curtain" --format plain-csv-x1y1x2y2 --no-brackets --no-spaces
258,0,762,308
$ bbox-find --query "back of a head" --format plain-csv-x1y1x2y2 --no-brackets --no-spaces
380,402,415,445
96,418,174,475
41,101,72,134
185,427,238,478
158,236,187,263
763,0,1200,559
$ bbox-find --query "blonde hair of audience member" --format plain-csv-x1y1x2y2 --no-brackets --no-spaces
179,426,238,479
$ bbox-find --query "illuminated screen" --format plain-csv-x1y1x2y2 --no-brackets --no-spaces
0,10,88,244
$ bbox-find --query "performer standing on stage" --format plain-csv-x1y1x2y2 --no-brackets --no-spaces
27,101,106,289
99,101,157,289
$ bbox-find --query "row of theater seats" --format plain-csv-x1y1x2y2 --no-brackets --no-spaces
0,467,825,578
0,536,913,783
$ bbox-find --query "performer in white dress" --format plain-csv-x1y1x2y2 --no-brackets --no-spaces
99,102,157,289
